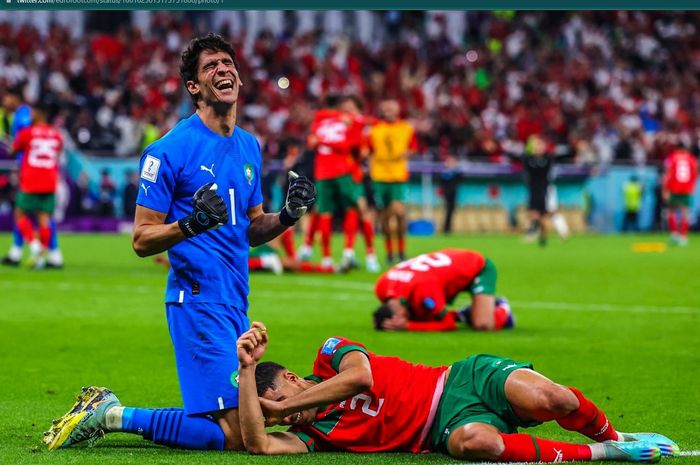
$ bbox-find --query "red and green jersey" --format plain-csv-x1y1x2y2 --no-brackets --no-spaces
310,109,362,181
375,249,486,320
664,150,698,195
292,337,447,453
13,123,63,194
346,113,372,183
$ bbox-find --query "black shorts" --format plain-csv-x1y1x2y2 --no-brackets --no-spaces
528,188,547,213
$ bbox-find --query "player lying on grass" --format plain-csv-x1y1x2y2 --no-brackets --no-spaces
249,229,343,275
236,323,679,461
373,248,513,331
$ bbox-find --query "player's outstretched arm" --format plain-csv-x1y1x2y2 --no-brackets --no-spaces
237,329,308,455
260,350,372,426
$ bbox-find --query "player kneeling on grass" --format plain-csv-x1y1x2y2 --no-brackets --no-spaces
236,323,678,461
373,248,513,331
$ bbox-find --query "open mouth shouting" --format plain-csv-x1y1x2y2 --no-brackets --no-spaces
215,79,235,91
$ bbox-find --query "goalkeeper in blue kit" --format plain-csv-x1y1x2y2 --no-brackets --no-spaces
43,33,315,452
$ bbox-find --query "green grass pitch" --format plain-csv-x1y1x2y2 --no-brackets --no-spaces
1,232,698,465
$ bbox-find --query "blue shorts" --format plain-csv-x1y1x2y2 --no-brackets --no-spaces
166,302,250,415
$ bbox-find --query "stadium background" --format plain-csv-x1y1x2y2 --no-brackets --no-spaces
2,11,700,233
0,9,698,465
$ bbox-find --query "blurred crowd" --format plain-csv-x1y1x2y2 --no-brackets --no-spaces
1,10,700,166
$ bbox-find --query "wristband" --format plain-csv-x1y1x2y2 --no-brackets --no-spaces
178,211,212,238
279,207,298,227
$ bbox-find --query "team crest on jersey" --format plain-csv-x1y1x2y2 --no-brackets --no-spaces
321,337,341,355
141,155,160,183
244,163,254,185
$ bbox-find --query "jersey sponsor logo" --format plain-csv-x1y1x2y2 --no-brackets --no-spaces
140,183,150,196
200,163,215,177
321,337,341,355
230,370,239,388
141,155,160,182
244,163,254,185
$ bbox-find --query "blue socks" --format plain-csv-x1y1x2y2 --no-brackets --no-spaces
12,225,23,247
121,407,225,450
49,219,58,250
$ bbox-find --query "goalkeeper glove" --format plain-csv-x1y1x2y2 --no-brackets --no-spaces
178,183,229,238
279,171,316,226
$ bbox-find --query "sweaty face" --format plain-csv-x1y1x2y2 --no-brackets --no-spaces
262,373,316,426
190,49,242,107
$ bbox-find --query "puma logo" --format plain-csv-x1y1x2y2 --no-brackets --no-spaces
200,163,215,177
140,183,150,196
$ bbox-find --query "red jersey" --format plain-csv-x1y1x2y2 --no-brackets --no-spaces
375,249,486,321
293,337,448,453
664,150,698,195
13,124,63,194
346,114,371,183
310,109,362,181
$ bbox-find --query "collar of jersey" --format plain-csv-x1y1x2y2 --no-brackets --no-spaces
190,112,239,141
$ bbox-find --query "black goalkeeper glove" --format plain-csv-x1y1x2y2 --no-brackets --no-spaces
279,171,316,226
178,183,229,238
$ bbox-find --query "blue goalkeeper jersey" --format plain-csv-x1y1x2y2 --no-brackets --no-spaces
136,113,263,308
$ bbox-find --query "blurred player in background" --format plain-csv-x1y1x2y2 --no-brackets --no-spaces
369,98,417,264
6,103,63,269
249,229,339,275
546,184,571,240
662,143,697,246
522,134,554,247
44,33,315,453
1,94,64,268
622,175,644,233
235,324,678,461
339,95,379,272
373,248,513,331
304,95,364,269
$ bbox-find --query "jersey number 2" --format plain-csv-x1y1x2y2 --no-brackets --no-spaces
339,393,385,417
397,252,452,272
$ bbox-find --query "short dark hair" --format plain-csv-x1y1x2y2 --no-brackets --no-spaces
255,361,287,396
372,304,394,330
180,33,239,107
324,94,342,108
32,100,50,117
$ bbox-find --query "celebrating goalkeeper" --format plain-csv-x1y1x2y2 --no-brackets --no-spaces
44,33,316,453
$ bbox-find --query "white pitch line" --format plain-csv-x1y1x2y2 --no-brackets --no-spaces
681,450,700,456
2,281,699,314
253,275,374,291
